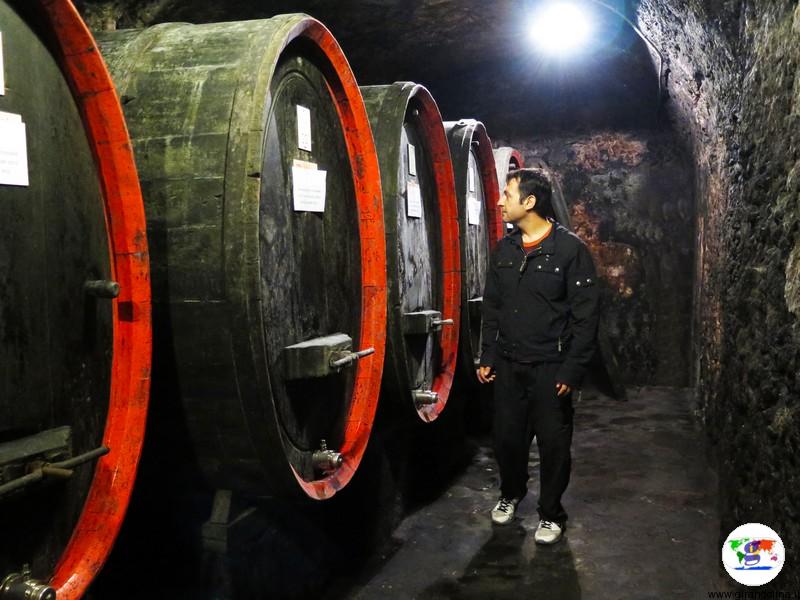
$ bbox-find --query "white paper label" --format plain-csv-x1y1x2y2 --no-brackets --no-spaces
468,164,476,193
292,162,326,212
0,118,28,186
0,32,5,96
406,179,422,218
296,105,312,152
407,142,417,176
467,194,481,226
0,110,21,122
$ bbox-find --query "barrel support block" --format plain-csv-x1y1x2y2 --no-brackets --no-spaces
201,490,259,556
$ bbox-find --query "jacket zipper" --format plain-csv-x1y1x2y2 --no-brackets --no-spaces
518,245,528,277
518,244,536,279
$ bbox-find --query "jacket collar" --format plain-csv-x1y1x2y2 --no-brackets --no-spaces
505,217,559,254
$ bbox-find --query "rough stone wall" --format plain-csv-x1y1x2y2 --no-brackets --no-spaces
638,0,800,587
496,131,695,387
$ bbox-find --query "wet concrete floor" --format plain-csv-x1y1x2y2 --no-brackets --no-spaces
339,386,736,599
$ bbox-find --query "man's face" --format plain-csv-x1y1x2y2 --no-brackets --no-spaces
498,177,535,223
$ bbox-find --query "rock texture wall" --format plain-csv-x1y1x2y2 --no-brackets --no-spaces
495,131,695,387
637,0,800,588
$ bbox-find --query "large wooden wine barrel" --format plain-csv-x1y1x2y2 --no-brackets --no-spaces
493,146,524,193
98,15,386,500
494,146,524,232
525,157,573,227
444,120,501,386
360,83,460,423
0,1,151,598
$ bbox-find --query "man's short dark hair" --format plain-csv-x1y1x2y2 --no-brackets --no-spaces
506,168,554,219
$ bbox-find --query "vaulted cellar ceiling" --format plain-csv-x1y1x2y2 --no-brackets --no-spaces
77,0,661,136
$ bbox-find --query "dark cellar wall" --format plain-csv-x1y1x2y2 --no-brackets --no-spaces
75,0,799,588
637,0,800,587
495,131,695,387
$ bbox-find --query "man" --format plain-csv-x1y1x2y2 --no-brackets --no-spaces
476,167,599,544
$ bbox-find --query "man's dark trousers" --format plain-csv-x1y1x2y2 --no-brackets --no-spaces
493,356,574,525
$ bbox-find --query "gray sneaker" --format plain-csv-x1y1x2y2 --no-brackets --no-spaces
491,497,518,525
534,519,564,544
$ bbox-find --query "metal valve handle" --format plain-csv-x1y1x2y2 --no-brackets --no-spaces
413,390,439,406
312,439,343,473
0,446,109,498
0,565,55,600
431,318,454,329
329,347,375,370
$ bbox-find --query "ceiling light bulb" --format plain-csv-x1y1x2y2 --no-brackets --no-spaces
530,2,592,54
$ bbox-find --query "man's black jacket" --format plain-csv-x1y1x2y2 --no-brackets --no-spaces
479,220,600,387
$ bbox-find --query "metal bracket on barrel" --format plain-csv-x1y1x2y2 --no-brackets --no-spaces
403,310,454,336
84,279,120,298
0,427,71,497
0,566,55,600
0,426,109,499
282,333,375,380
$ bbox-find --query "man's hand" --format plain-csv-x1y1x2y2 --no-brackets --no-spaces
556,382,572,397
476,366,496,384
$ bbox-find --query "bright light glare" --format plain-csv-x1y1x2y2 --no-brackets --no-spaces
530,2,592,55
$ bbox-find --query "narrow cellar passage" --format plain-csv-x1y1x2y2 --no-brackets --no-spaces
1,0,796,598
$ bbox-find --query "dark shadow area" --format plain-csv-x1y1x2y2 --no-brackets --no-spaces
420,524,581,600
87,306,213,598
